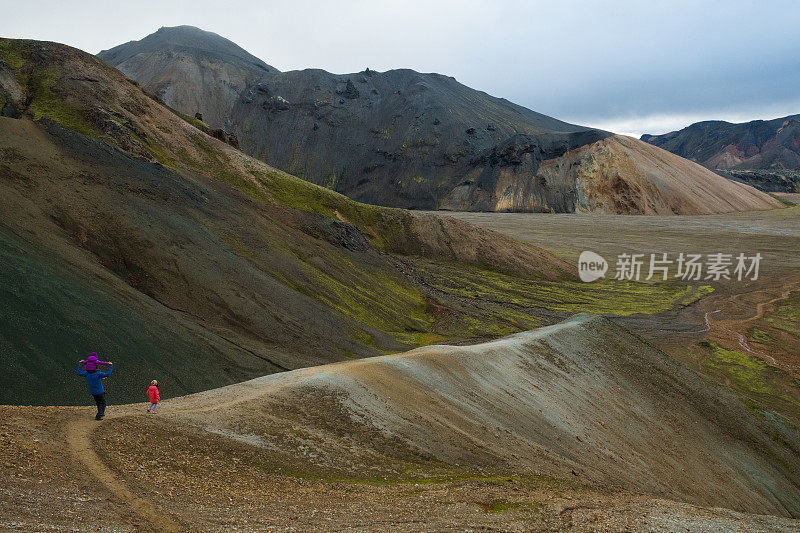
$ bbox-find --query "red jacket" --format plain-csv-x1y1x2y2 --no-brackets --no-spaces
147,385,160,403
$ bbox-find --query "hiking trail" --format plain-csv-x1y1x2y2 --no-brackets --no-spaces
65,414,184,532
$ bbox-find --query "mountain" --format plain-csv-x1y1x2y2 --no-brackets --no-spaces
0,37,575,404
98,26,782,214
3,36,800,531
173,315,800,517
642,115,800,193
96,25,277,131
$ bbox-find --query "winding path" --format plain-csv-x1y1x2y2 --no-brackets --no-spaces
65,415,184,532
705,281,800,372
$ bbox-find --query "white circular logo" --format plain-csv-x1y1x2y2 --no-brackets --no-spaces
578,251,607,282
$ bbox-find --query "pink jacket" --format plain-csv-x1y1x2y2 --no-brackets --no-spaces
147,385,160,403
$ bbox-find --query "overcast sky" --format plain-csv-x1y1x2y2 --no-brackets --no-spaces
2,0,799,137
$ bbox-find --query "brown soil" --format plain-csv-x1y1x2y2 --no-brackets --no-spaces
6,406,796,532
2,316,799,531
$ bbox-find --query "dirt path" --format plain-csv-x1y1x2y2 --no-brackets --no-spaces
64,415,185,532
704,280,800,372
720,280,800,323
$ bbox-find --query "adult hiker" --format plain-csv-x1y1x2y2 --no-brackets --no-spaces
76,354,113,420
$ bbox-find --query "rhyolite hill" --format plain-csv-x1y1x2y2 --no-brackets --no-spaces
642,114,800,193
98,26,781,214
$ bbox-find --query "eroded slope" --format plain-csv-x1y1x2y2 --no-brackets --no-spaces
169,315,800,518
0,38,578,404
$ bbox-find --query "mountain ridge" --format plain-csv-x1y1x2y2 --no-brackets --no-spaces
3,314,800,529
114,314,800,517
97,25,782,214
642,114,800,192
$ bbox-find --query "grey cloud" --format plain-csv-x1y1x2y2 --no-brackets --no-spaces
2,0,799,135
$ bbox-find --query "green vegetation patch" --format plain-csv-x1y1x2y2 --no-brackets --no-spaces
307,267,429,333
740,397,767,419
284,250,434,345
0,39,97,137
480,500,542,514
419,261,711,316
748,327,776,345
746,290,800,360
191,134,269,202
252,166,369,218
221,233,257,260
175,110,211,134
698,342,800,420
703,343,772,394
765,290,800,336
127,127,176,167
244,166,419,252
26,68,97,136
0,38,26,71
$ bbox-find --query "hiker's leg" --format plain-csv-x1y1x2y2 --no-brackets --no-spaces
93,394,102,418
152,402,158,414
97,393,106,417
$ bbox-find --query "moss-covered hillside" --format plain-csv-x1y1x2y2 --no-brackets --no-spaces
0,38,714,404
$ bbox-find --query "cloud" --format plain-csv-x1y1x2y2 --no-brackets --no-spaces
2,0,799,134
568,100,800,138
602,104,800,136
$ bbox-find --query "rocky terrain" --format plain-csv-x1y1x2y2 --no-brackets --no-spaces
95,25,277,134
98,26,781,214
2,315,799,531
642,114,800,192
461,134,780,214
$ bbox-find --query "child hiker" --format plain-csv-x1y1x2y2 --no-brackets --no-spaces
147,380,160,413
76,353,113,420
80,353,111,371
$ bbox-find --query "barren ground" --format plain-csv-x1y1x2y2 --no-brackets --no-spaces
3,316,800,531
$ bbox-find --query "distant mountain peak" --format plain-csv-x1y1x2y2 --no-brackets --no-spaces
97,26,277,129
642,113,800,192
99,25,275,73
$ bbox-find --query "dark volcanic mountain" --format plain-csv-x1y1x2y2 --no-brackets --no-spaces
97,25,277,131
98,26,781,214
642,115,800,192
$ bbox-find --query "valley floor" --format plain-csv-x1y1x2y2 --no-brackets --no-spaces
439,206,800,381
